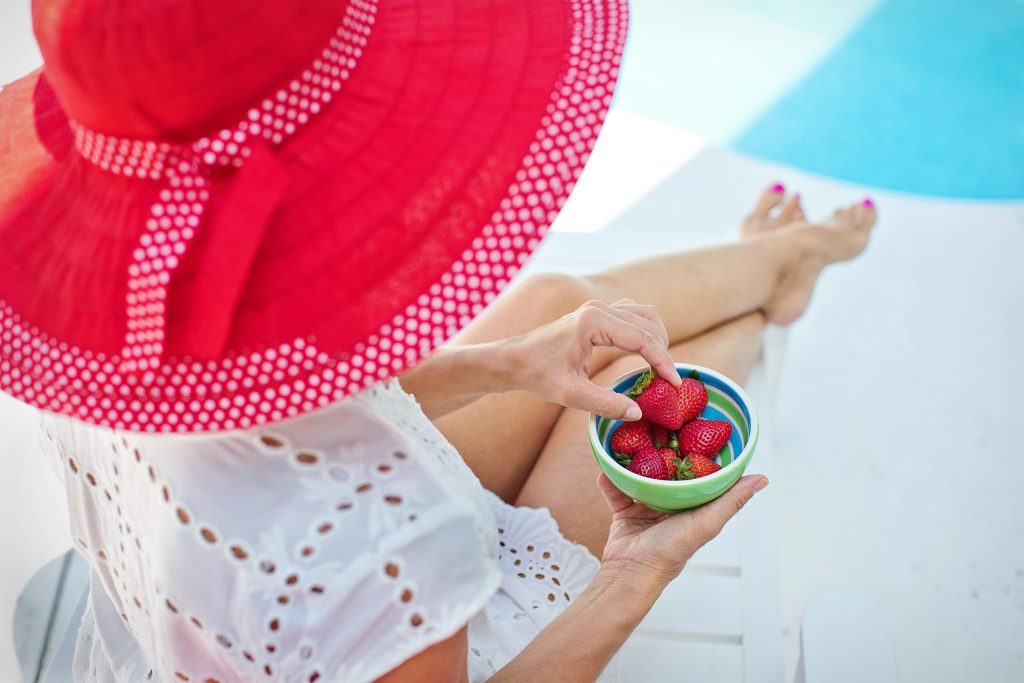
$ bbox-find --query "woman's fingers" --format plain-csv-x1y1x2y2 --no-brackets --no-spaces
677,475,768,551
608,298,656,323
579,304,678,386
530,299,678,415
596,473,635,515
595,298,669,347
564,375,643,420
607,299,669,347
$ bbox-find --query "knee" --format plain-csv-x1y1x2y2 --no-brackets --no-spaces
512,273,600,321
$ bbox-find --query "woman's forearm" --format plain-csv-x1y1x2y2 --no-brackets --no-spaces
399,341,520,419
402,299,681,423
489,563,664,682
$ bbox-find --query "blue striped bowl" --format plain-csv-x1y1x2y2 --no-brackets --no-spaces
588,363,759,512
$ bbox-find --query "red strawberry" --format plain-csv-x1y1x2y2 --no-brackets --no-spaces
657,447,679,480
627,369,683,430
649,423,670,448
678,454,722,479
678,419,732,456
610,420,653,456
627,447,670,480
677,373,708,424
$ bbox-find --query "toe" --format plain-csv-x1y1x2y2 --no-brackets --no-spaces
750,182,787,219
839,199,877,232
856,197,878,230
828,206,853,228
776,193,804,224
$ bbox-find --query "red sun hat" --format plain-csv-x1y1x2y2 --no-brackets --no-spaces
0,0,628,432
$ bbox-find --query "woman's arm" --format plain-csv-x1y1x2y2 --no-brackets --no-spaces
488,562,661,681
373,474,767,683
373,575,653,683
400,299,681,420
398,341,518,420
489,474,766,681
372,574,654,683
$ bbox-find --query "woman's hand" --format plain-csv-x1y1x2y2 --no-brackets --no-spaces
503,299,680,420
489,474,769,682
597,473,769,586
400,298,677,420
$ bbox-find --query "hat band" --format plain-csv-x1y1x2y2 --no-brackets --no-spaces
69,0,379,375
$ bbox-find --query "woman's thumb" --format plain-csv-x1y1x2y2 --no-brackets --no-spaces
690,475,768,541
568,378,642,420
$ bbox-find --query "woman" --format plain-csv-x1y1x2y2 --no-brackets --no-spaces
0,0,875,680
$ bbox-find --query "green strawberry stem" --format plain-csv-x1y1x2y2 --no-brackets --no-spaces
625,367,655,399
612,452,632,467
688,369,700,380
676,456,696,480
668,433,679,449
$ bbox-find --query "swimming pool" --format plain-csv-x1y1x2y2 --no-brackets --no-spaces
615,0,1024,199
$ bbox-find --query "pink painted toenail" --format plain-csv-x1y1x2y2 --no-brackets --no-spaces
862,197,874,208
771,183,785,193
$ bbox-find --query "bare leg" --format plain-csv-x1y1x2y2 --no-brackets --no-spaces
431,273,611,502
454,185,807,349
432,248,778,503
514,311,768,557
429,190,876,501
433,187,793,501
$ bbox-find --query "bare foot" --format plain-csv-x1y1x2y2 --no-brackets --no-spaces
740,182,805,238
762,198,878,325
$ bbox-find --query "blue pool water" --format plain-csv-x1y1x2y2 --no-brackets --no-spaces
617,0,1024,200
733,0,1024,200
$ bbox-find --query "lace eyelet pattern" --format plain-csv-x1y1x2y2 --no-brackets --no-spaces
43,379,607,682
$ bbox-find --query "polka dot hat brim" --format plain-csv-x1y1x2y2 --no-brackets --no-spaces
0,0,628,432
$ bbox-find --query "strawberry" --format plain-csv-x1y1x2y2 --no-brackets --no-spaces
677,371,708,424
677,454,722,479
627,368,683,430
627,446,670,480
610,420,653,456
657,447,679,480
678,419,732,456
649,423,670,448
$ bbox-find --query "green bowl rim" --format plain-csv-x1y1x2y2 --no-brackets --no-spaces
588,362,760,488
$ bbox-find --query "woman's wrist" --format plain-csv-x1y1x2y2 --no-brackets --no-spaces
486,334,528,393
484,338,525,393
591,560,669,621
491,332,559,398
399,341,518,418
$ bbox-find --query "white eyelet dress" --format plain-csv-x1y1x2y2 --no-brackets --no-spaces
39,380,613,682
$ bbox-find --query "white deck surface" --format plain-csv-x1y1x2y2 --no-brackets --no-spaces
527,110,1024,683
4,1,1024,681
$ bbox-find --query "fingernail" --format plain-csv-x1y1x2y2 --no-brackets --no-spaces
625,404,642,421
771,183,785,193
752,477,769,492
862,197,874,208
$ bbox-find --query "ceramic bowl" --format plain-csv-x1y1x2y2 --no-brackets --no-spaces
589,363,759,512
